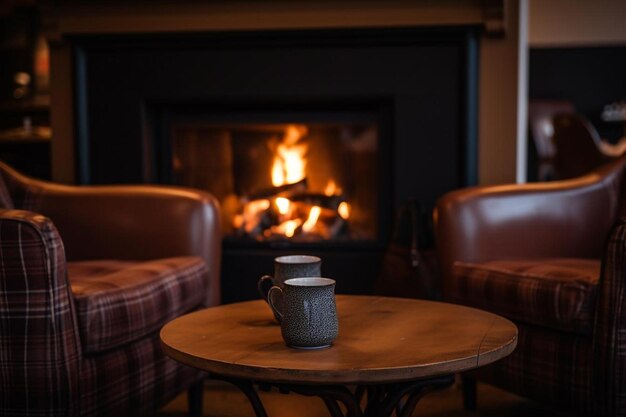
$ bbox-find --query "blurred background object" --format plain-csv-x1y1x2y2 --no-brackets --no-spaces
527,99,575,181
527,100,626,181
0,0,51,180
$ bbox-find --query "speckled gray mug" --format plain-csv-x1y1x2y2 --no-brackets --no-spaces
258,255,322,322
268,277,338,349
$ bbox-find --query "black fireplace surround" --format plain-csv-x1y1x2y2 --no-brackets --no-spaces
72,26,478,302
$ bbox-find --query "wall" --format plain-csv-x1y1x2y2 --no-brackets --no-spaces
529,0,626,47
479,0,526,184
527,0,626,165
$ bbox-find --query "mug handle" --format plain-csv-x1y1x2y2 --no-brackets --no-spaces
257,275,274,302
267,286,284,322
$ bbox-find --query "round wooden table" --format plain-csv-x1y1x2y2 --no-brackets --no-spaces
161,295,517,417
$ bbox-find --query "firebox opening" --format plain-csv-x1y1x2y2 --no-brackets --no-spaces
170,117,381,246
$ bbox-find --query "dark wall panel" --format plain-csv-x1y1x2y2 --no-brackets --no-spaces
529,46,626,141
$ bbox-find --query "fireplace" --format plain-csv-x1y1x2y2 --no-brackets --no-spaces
161,103,389,248
72,27,478,302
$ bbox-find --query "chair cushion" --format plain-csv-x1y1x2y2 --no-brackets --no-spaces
68,257,208,354
451,258,600,335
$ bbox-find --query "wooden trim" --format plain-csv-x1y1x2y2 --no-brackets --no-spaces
49,1,488,37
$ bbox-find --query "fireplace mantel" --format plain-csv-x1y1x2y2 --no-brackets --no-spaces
46,0,504,38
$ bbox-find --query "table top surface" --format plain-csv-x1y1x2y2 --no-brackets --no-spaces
160,295,517,385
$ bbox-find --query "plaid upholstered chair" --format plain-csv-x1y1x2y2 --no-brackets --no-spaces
0,162,221,416
435,155,626,416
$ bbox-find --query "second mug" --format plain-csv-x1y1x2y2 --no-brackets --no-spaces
258,255,322,321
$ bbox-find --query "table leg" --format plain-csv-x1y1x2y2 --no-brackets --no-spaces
218,376,270,417
287,385,362,417
211,374,454,417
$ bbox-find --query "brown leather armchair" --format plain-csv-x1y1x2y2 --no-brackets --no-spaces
0,162,221,416
435,156,626,416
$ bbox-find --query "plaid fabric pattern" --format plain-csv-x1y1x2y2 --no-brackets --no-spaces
472,321,592,415
68,258,208,354
79,332,201,417
592,219,626,416
451,258,600,335
0,210,81,417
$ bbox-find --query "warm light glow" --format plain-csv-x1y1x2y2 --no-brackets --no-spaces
239,199,271,233
274,219,302,238
271,160,285,186
284,124,307,145
338,202,351,219
246,199,270,213
244,199,270,223
232,214,244,229
275,197,291,215
324,180,337,196
271,125,308,187
302,206,322,233
284,220,300,237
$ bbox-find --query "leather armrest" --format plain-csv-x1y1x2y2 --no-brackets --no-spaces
434,160,625,298
34,183,222,306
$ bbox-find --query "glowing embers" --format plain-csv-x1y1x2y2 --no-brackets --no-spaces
234,124,352,242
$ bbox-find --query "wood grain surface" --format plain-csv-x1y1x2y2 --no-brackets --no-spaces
160,295,517,384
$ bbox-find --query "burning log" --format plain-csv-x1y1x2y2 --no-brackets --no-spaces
245,178,308,201
288,193,346,211
233,199,276,237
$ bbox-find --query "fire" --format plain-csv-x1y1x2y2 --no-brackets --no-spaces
338,202,350,219
324,180,342,196
275,197,291,215
271,125,308,186
232,124,355,241
241,199,270,233
302,206,322,233
273,219,302,238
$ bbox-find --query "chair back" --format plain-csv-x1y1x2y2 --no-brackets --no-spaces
552,113,609,180
528,100,576,180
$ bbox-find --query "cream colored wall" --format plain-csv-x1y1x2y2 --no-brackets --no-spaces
529,0,626,47
48,0,523,186
478,0,526,185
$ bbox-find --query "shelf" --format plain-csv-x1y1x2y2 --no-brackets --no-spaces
0,126,51,142
0,95,50,112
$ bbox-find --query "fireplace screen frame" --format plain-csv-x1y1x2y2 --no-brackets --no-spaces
152,100,393,250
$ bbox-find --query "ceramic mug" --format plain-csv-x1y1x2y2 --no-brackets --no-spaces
268,277,338,349
258,255,322,321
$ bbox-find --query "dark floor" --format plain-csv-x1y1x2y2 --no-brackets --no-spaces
158,378,564,417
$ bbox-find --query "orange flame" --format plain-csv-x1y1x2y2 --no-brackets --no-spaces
275,197,290,215
338,202,350,219
302,206,322,233
274,219,302,238
271,125,308,186
324,180,336,196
